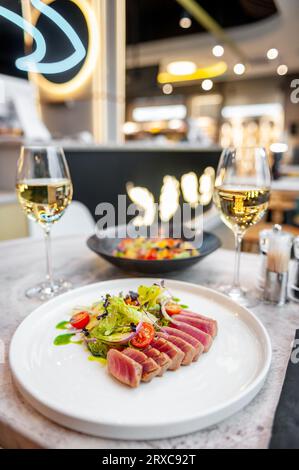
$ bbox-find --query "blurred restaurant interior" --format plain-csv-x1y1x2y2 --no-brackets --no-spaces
0,0,299,247
2,0,299,451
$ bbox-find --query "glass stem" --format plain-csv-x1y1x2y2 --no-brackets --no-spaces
233,231,243,289
44,225,54,287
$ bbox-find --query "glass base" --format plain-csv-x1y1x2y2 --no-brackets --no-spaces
26,279,72,301
217,285,259,309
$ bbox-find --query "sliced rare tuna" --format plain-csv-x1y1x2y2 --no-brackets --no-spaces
123,348,161,382
150,337,184,370
181,311,218,331
161,326,204,361
144,347,172,376
107,349,142,388
172,314,218,338
182,310,215,321
170,321,213,352
156,332,196,365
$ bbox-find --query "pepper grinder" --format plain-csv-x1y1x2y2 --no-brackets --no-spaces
264,228,293,305
289,236,299,303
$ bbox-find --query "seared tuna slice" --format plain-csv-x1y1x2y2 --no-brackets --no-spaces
107,349,142,388
156,332,196,365
172,314,218,338
123,348,161,382
170,321,213,352
181,311,218,334
162,326,204,361
150,337,184,370
144,347,172,376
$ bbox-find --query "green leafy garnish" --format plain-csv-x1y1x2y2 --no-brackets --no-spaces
138,284,163,309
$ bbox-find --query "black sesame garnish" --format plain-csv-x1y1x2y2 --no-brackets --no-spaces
103,294,111,309
129,291,138,301
97,312,108,320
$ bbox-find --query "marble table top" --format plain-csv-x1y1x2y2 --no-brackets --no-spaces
0,235,298,449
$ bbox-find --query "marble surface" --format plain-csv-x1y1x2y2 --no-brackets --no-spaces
0,235,298,449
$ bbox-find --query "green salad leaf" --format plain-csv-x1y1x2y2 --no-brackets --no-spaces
138,284,163,309
87,340,109,357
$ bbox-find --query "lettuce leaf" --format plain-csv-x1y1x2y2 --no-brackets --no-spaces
90,296,143,340
138,284,163,309
87,340,109,357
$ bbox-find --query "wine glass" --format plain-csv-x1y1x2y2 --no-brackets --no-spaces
16,146,73,300
213,147,271,307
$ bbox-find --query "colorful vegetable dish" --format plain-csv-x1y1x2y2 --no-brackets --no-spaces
113,238,199,260
54,282,218,388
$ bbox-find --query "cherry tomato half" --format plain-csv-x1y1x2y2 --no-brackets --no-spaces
131,322,155,349
145,249,157,260
70,311,90,329
165,303,182,316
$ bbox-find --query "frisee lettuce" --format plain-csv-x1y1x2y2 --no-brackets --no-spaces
89,295,156,342
137,284,163,309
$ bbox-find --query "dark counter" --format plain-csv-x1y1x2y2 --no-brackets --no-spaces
65,147,221,221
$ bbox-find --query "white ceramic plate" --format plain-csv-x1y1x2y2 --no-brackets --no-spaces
9,278,271,440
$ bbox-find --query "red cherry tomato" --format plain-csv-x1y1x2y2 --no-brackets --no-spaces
165,303,182,316
146,249,157,260
131,322,155,349
70,312,90,329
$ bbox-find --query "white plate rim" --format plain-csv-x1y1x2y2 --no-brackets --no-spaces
9,278,272,438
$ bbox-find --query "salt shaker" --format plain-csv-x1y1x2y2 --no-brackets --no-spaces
264,228,293,305
257,225,281,290
289,236,299,303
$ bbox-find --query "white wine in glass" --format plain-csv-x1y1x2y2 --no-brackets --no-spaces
16,147,73,300
213,147,271,307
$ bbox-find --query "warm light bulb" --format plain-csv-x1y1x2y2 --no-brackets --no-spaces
267,48,279,60
277,64,288,76
167,61,197,76
162,84,173,95
179,16,192,29
202,79,213,91
234,63,246,75
212,45,224,57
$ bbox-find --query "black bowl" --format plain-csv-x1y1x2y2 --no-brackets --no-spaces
87,231,221,274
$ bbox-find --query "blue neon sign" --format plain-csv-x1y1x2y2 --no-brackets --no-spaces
0,0,86,74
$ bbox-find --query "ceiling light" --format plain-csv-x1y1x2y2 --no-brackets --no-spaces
212,45,224,57
162,83,173,95
158,61,227,83
167,61,197,76
202,79,213,91
133,105,187,123
270,143,288,153
277,64,288,76
179,13,192,29
267,48,279,60
123,122,139,135
168,119,184,130
222,103,282,119
234,63,246,75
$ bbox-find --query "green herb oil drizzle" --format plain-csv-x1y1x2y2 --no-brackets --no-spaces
55,320,69,330
88,356,107,366
53,333,82,346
